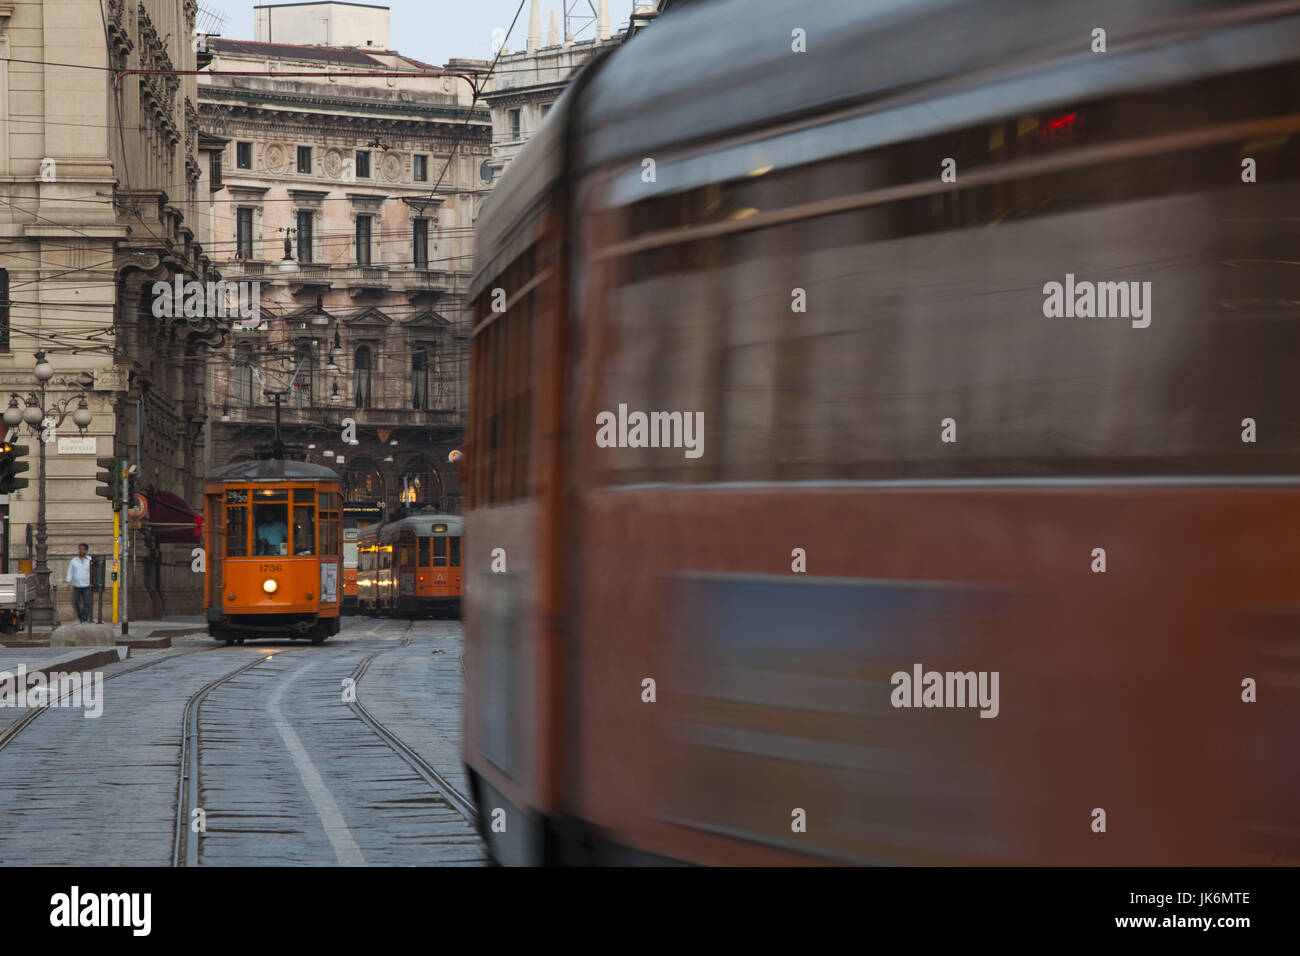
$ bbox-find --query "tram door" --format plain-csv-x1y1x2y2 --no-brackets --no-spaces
204,492,224,611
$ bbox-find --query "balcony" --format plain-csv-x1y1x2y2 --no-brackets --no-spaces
289,263,332,292
344,406,465,429
221,404,463,430
340,266,389,296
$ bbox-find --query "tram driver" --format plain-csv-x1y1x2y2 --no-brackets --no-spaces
254,505,288,556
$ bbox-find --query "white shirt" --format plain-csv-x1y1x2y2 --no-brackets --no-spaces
66,555,91,588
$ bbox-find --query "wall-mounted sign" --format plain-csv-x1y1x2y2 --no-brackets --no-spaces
93,367,128,392
56,436,97,455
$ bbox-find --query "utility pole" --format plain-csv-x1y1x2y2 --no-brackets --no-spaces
120,463,129,637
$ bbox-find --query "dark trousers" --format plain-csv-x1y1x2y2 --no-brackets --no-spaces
73,586,92,623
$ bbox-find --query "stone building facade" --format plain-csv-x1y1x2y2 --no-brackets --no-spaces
0,0,223,623
198,18,491,519
482,0,623,184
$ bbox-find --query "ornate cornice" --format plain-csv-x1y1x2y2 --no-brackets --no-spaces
198,86,489,125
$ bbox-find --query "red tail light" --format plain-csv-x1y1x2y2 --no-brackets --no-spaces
456,576,461,582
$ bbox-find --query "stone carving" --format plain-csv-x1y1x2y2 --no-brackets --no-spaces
381,152,402,181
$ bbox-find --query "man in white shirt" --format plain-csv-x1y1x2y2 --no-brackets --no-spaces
65,542,92,623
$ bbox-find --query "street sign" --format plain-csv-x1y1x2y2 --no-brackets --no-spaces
127,492,149,520
56,436,97,455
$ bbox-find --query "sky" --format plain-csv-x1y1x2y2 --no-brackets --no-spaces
200,0,642,66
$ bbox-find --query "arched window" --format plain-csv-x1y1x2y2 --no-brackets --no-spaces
343,459,384,503
399,458,442,507
234,344,253,406
354,345,372,407
294,344,314,408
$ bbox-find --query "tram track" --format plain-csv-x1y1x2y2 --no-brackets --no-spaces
172,651,283,866
344,624,477,827
0,643,220,755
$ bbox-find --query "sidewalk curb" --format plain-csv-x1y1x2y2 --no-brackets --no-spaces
116,637,172,650
143,626,208,639
0,646,128,678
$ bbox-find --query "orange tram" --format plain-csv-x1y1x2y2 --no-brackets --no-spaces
356,510,463,619
203,456,343,645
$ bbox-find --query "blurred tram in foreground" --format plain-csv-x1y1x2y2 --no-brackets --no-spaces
203,457,343,645
465,0,1300,865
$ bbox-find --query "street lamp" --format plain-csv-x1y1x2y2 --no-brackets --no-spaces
277,229,299,275
73,397,92,429
3,396,22,428
12,352,93,628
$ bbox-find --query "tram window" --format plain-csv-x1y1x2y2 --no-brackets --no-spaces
293,505,316,555
418,537,430,567
226,506,249,557
253,503,289,556
397,534,416,568
321,517,339,556
294,488,314,502
449,536,461,568
317,491,340,556
433,536,447,567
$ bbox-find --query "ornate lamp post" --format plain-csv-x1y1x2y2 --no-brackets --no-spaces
5,351,93,628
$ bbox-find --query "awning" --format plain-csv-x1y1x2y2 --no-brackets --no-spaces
145,487,200,544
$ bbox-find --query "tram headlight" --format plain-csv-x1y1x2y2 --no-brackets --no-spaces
263,579,278,594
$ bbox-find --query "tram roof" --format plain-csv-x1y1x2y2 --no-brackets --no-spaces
357,514,463,538
572,0,1249,173
206,458,341,483
472,0,1274,301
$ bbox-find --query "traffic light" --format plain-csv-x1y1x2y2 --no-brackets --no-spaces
95,456,121,507
0,442,30,494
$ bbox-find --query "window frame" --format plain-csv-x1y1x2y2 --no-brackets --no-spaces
236,207,254,259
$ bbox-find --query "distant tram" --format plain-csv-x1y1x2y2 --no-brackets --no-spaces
203,457,343,644
356,511,463,619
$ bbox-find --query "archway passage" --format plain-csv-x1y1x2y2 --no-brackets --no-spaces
343,459,385,504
